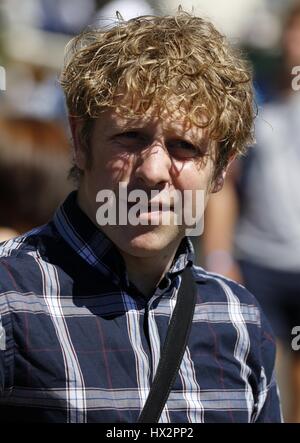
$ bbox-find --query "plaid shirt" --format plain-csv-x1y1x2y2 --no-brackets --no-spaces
0,192,282,423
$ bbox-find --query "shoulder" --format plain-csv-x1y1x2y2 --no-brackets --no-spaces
0,223,61,294
191,265,275,334
0,225,48,256
191,265,277,369
192,265,259,306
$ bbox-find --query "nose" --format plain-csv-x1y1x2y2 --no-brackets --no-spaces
134,141,172,187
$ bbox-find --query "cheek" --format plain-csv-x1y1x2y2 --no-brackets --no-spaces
171,161,213,192
86,155,133,192
105,155,134,182
171,162,214,219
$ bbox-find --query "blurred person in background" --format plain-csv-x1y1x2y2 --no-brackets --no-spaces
0,117,73,241
203,1,300,422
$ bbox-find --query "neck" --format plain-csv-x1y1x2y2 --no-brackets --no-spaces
120,238,182,298
76,187,184,297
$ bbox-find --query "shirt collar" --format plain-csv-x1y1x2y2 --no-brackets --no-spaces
53,191,195,287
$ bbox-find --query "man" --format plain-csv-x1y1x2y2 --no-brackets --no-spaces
0,11,282,422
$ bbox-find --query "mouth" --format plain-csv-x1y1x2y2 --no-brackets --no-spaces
127,201,175,213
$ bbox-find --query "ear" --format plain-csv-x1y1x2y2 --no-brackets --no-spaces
211,155,236,193
211,169,227,193
69,116,86,170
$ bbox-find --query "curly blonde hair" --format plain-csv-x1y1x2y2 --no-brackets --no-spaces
60,10,254,182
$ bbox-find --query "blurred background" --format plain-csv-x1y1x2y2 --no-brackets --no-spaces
0,0,300,422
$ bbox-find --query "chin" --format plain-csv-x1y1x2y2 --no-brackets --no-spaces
119,225,182,257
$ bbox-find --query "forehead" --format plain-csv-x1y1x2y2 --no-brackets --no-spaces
94,99,209,142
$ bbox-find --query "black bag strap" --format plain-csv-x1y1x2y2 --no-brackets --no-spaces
138,265,197,423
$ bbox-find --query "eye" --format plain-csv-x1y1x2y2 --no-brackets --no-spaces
112,130,148,151
167,139,199,159
118,131,140,139
115,131,147,144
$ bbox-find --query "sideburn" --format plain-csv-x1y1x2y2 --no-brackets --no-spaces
80,119,95,170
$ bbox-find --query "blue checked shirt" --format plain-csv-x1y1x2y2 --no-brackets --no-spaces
0,192,282,422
